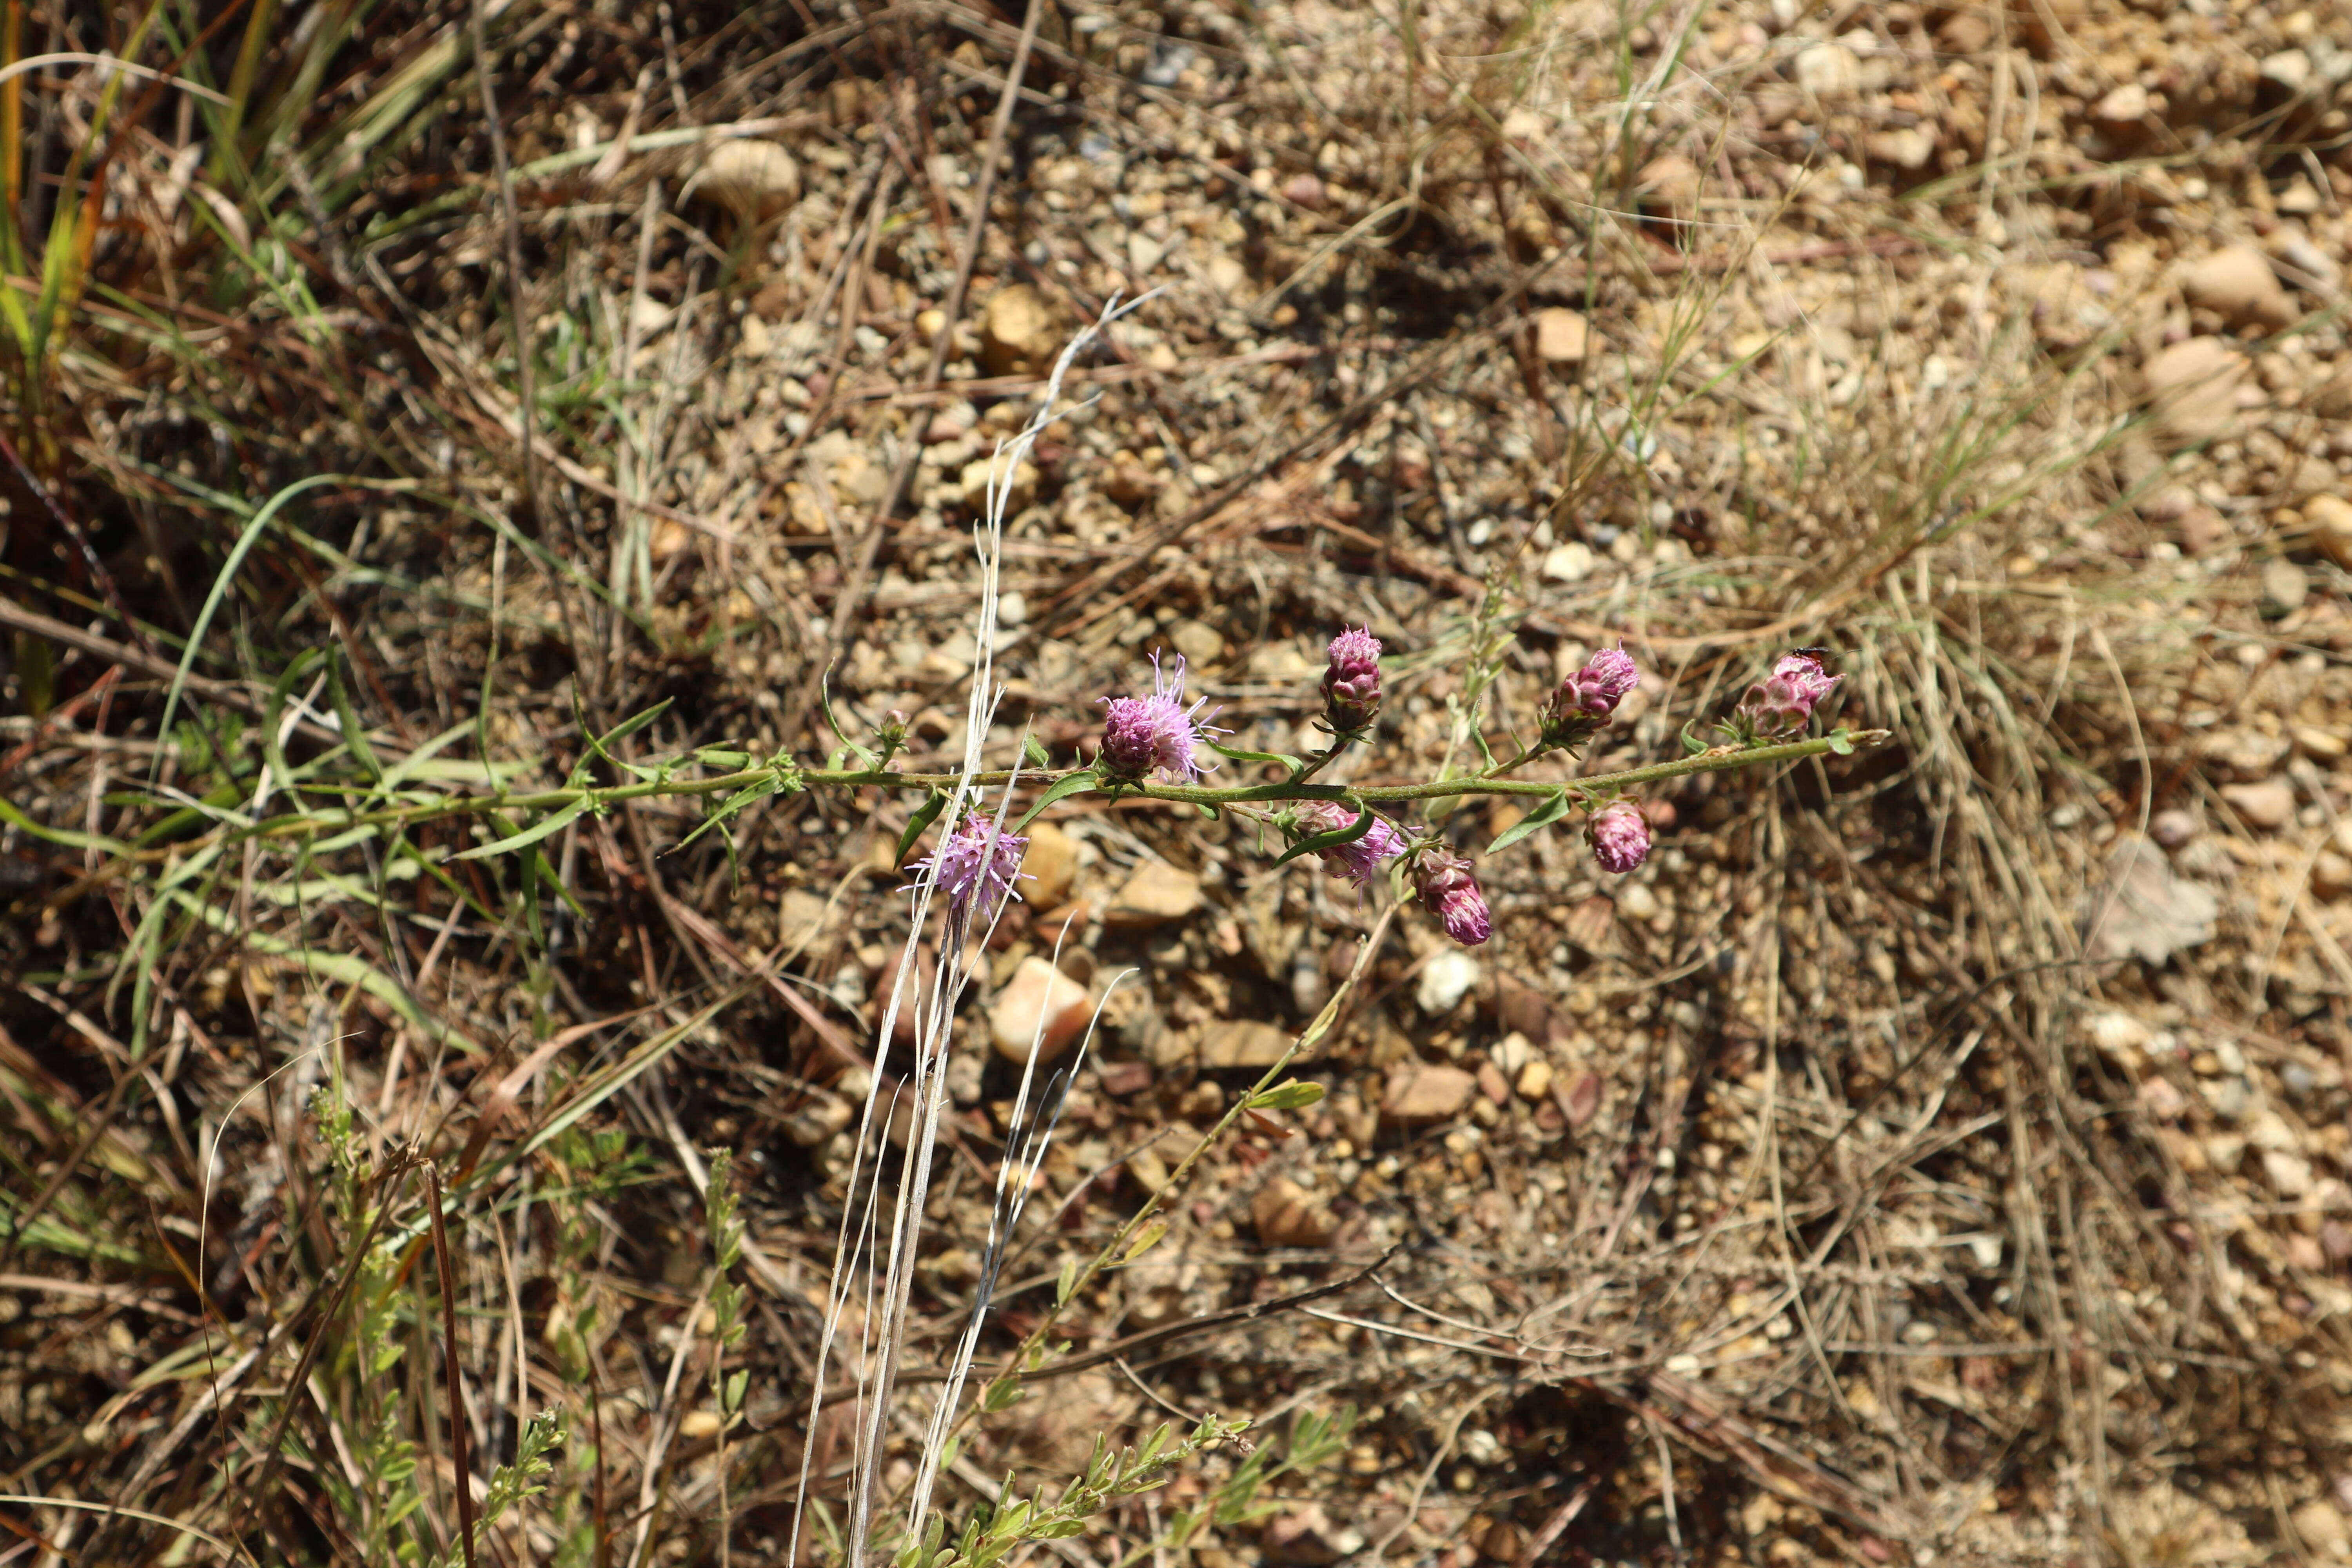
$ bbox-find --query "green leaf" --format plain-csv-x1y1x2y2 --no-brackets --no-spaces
1116,1218,1169,1265
818,663,877,769
1205,737,1307,777
1487,788,1573,855
895,789,951,869
983,1377,1027,1412
456,799,593,861
678,773,784,851
725,1368,749,1412
1246,1080,1325,1112
1013,769,1099,833
1680,721,1708,756
1054,1256,1080,1308
326,653,383,782
1023,731,1051,769
1826,727,1855,755
1269,802,1377,870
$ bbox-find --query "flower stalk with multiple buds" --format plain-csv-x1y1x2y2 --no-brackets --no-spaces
890,631,1876,951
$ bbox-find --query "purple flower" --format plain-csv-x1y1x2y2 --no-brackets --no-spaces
1319,626,1383,731
1292,798,1409,888
1100,651,1225,783
1411,844,1492,947
1539,642,1641,750
1736,650,1842,739
1588,800,1651,875
906,811,1029,926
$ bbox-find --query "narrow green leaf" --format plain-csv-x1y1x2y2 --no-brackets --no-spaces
1247,1080,1325,1112
1488,788,1573,855
678,773,784,851
1205,737,1307,777
1826,727,1855,755
1269,802,1377,870
1680,721,1708,756
1013,769,1099,833
1023,731,1051,769
1054,1256,1079,1307
326,653,382,782
1117,1218,1169,1265
895,789,951,869
456,799,592,861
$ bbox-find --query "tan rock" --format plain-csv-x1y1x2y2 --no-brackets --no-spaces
1024,822,1080,907
1792,42,1860,97
959,454,1039,512
2309,494,2352,571
693,140,800,221
980,283,1060,376
1534,307,1589,363
1103,860,1203,927
2184,245,2294,331
2291,1499,2351,1561
1864,127,1936,170
1515,1057,1555,1101
1262,1503,1353,1566
2220,781,2295,831
1381,1063,1477,1124
2142,337,2250,447
2294,725,2347,763
2091,82,2149,125
1936,10,1993,51
1252,1178,1339,1249
990,955,1095,1063
2312,851,2352,901
1635,153,1700,225
1199,1019,1293,1069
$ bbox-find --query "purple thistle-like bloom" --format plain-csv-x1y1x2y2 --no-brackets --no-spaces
1737,650,1843,739
1588,800,1651,875
1100,650,1225,782
1539,642,1641,750
1292,798,1409,889
906,811,1029,926
1412,844,1492,947
1319,626,1384,731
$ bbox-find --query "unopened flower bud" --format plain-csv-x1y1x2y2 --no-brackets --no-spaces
1411,844,1492,947
1539,643,1640,750
1319,626,1383,732
1291,798,1408,889
1736,650,1842,739
875,708,909,753
1588,799,1651,875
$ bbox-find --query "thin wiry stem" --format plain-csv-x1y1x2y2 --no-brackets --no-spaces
151,730,1891,854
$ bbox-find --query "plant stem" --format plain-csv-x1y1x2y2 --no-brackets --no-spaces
212,729,1889,848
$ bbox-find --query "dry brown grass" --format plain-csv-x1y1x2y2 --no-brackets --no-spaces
4,0,2352,1563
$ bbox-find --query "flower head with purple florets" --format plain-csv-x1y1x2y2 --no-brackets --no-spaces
1099,651,1227,784
1539,642,1641,751
1291,798,1410,889
1411,843,1492,947
1588,799,1651,875
905,809,1029,928
1319,626,1384,733
1734,650,1842,740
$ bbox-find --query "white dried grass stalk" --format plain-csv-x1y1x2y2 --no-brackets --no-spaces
793,297,1156,1568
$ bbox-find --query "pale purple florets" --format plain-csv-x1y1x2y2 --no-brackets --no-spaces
1100,651,1225,783
1588,799,1651,875
906,811,1029,926
1292,798,1409,888
1540,642,1641,750
1737,651,1842,739
1412,844,1492,947
1320,626,1383,731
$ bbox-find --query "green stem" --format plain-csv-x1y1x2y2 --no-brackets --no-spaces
172,730,1891,851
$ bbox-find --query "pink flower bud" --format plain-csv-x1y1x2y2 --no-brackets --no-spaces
1736,650,1842,739
1539,642,1641,749
1319,626,1383,731
1292,798,1409,889
1411,844,1492,947
1588,799,1651,875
